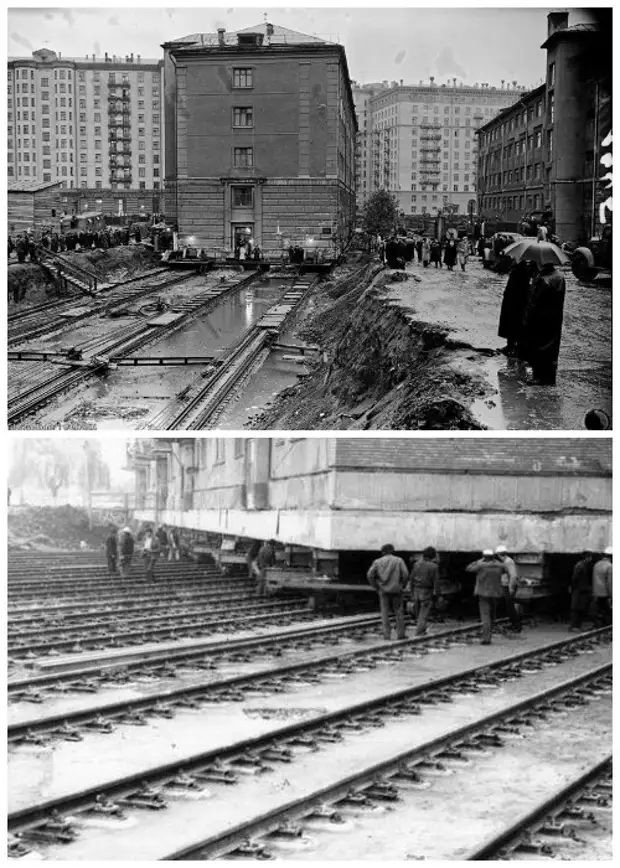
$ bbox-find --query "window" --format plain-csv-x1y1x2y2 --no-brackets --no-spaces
94,112,100,122
549,93,555,124
233,68,253,89
139,154,146,164
139,168,146,177
548,62,555,87
547,130,554,153
232,186,253,207
233,146,253,167
95,167,102,176
233,106,253,127
139,141,146,150
80,167,87,176
536,101,542,117
535,129,542,148
453,184,459,192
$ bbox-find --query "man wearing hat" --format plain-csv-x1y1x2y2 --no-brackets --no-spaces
569,550,595,631
466,549,509,644
105,524,119,576
495,546,522,634
592,547,612,627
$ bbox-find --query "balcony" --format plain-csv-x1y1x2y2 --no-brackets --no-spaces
420,132,442,141
419,121,442,130
109,147,132,157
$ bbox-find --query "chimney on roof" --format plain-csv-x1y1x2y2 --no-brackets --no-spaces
218,27,226,47
92,54,95,62
137,54,141,63
547,10,569,37
130,53,134,62
400,79,403,86
105,52,109,62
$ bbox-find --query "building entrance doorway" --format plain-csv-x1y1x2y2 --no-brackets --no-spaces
232,223,254,258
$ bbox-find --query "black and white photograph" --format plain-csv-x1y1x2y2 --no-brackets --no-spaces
6,435,612,860
6,6,612,431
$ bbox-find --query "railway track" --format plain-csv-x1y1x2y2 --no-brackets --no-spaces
9,621,606,744
7,271,258,425
7,631,611,858
466,756,612,860
153,276,317,430
7,612,415,697
8,601,317,659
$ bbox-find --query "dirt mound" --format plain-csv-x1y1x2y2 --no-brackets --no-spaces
8,505,112,551
252,265,488,431
69,246,161,282
8,264,56,308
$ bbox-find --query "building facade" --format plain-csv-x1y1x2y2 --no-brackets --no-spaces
163,23,357,256
476,10,612,242
352,79,524,219
7,48,164,216
132,438,611,560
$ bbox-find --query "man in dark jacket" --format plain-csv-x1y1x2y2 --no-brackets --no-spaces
466,550,509,644
569,550,594,630
367,544,409,640
156,525,169,560
256,539,276,597
521,262,566,385
409,546,441,636
105,525,119,576
247,539,262,579
119,526,135,579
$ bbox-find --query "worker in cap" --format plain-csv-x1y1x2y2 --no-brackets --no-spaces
592,546,612,627
466,549,510,644
569,549,595,631
118,525,135,579
495,545,522,634
105,523,119,576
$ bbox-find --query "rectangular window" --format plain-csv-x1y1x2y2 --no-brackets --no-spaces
232,185,253,207
233,68,253,89
139,168,146,177
233,106,253,127
94,112,100,122
233,146,253,167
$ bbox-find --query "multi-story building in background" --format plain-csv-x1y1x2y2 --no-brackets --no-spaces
163,22,357,256
7,47,164,216
476,10,612,243
352,79,525,220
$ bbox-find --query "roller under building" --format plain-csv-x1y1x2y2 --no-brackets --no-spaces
132,438,611,592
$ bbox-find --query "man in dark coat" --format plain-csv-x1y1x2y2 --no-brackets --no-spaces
498,260,534,356
521,262,566,385
385,236,400,269
256,539,276,597
367,544,409,640
569,550,594,630
119,526,135,579
105,525,119,575
409,546,442,636
466,550,509,644
430,239,442,268
443,238,457,270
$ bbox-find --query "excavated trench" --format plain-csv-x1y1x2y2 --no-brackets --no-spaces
253,263,491,430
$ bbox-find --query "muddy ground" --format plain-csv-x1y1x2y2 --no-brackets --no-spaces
252,255,611,431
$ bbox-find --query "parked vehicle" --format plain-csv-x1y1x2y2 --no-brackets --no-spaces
571,226,612,282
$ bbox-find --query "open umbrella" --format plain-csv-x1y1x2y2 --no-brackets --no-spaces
502,239,570,267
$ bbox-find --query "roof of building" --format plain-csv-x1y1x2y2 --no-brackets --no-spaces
334,439,612,476
476,83,546,133
541,22,599,49
8,180,63,193
165,22,333,49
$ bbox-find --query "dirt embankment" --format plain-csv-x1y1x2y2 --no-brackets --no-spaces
253,263,489,430
8,505,113,551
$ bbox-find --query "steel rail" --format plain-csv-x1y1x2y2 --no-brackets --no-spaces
8,574,254,602
8,646,611,845
7,613,410,694
8,605,317,658
465,756,612,860
8,271,258,424
165,666,612,861
8,619,491,740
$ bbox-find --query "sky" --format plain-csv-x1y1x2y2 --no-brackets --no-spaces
6,4,589,91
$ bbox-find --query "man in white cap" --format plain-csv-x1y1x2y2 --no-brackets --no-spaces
592,547,612,627
495,545,522,634
466,549,509,644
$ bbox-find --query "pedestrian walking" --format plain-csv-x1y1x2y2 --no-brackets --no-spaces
457,237,469,271
168,527,181,561
105,524,119,576
498,260,534,357
367,544,409,641
494,546,522,633
521,262,566,385
143,528,161,581
409,546,442,636
465,550,509,644
569,550,594,630
591,547,612,627
247,539,261,579
119,526,135,578
421,238,431,267
430,239,442,268
156,525,169,560
255,539,276,597
536,223,548,242
443,238,457,271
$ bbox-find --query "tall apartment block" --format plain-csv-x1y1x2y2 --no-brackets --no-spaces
353,79,524,218
163,22,357,255
7,48,164,215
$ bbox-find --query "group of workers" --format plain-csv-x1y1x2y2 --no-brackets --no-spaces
368,543,613,644
104,524,181,580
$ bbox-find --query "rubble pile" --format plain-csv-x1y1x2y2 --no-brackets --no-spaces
8,505,111,551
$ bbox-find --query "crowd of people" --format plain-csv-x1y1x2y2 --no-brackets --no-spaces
105,524,181,580
378,233,473,272
367,543,612,644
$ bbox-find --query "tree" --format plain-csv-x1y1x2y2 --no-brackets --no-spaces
362,190,398,237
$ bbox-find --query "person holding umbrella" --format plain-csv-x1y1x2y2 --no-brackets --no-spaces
498,259,535,357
